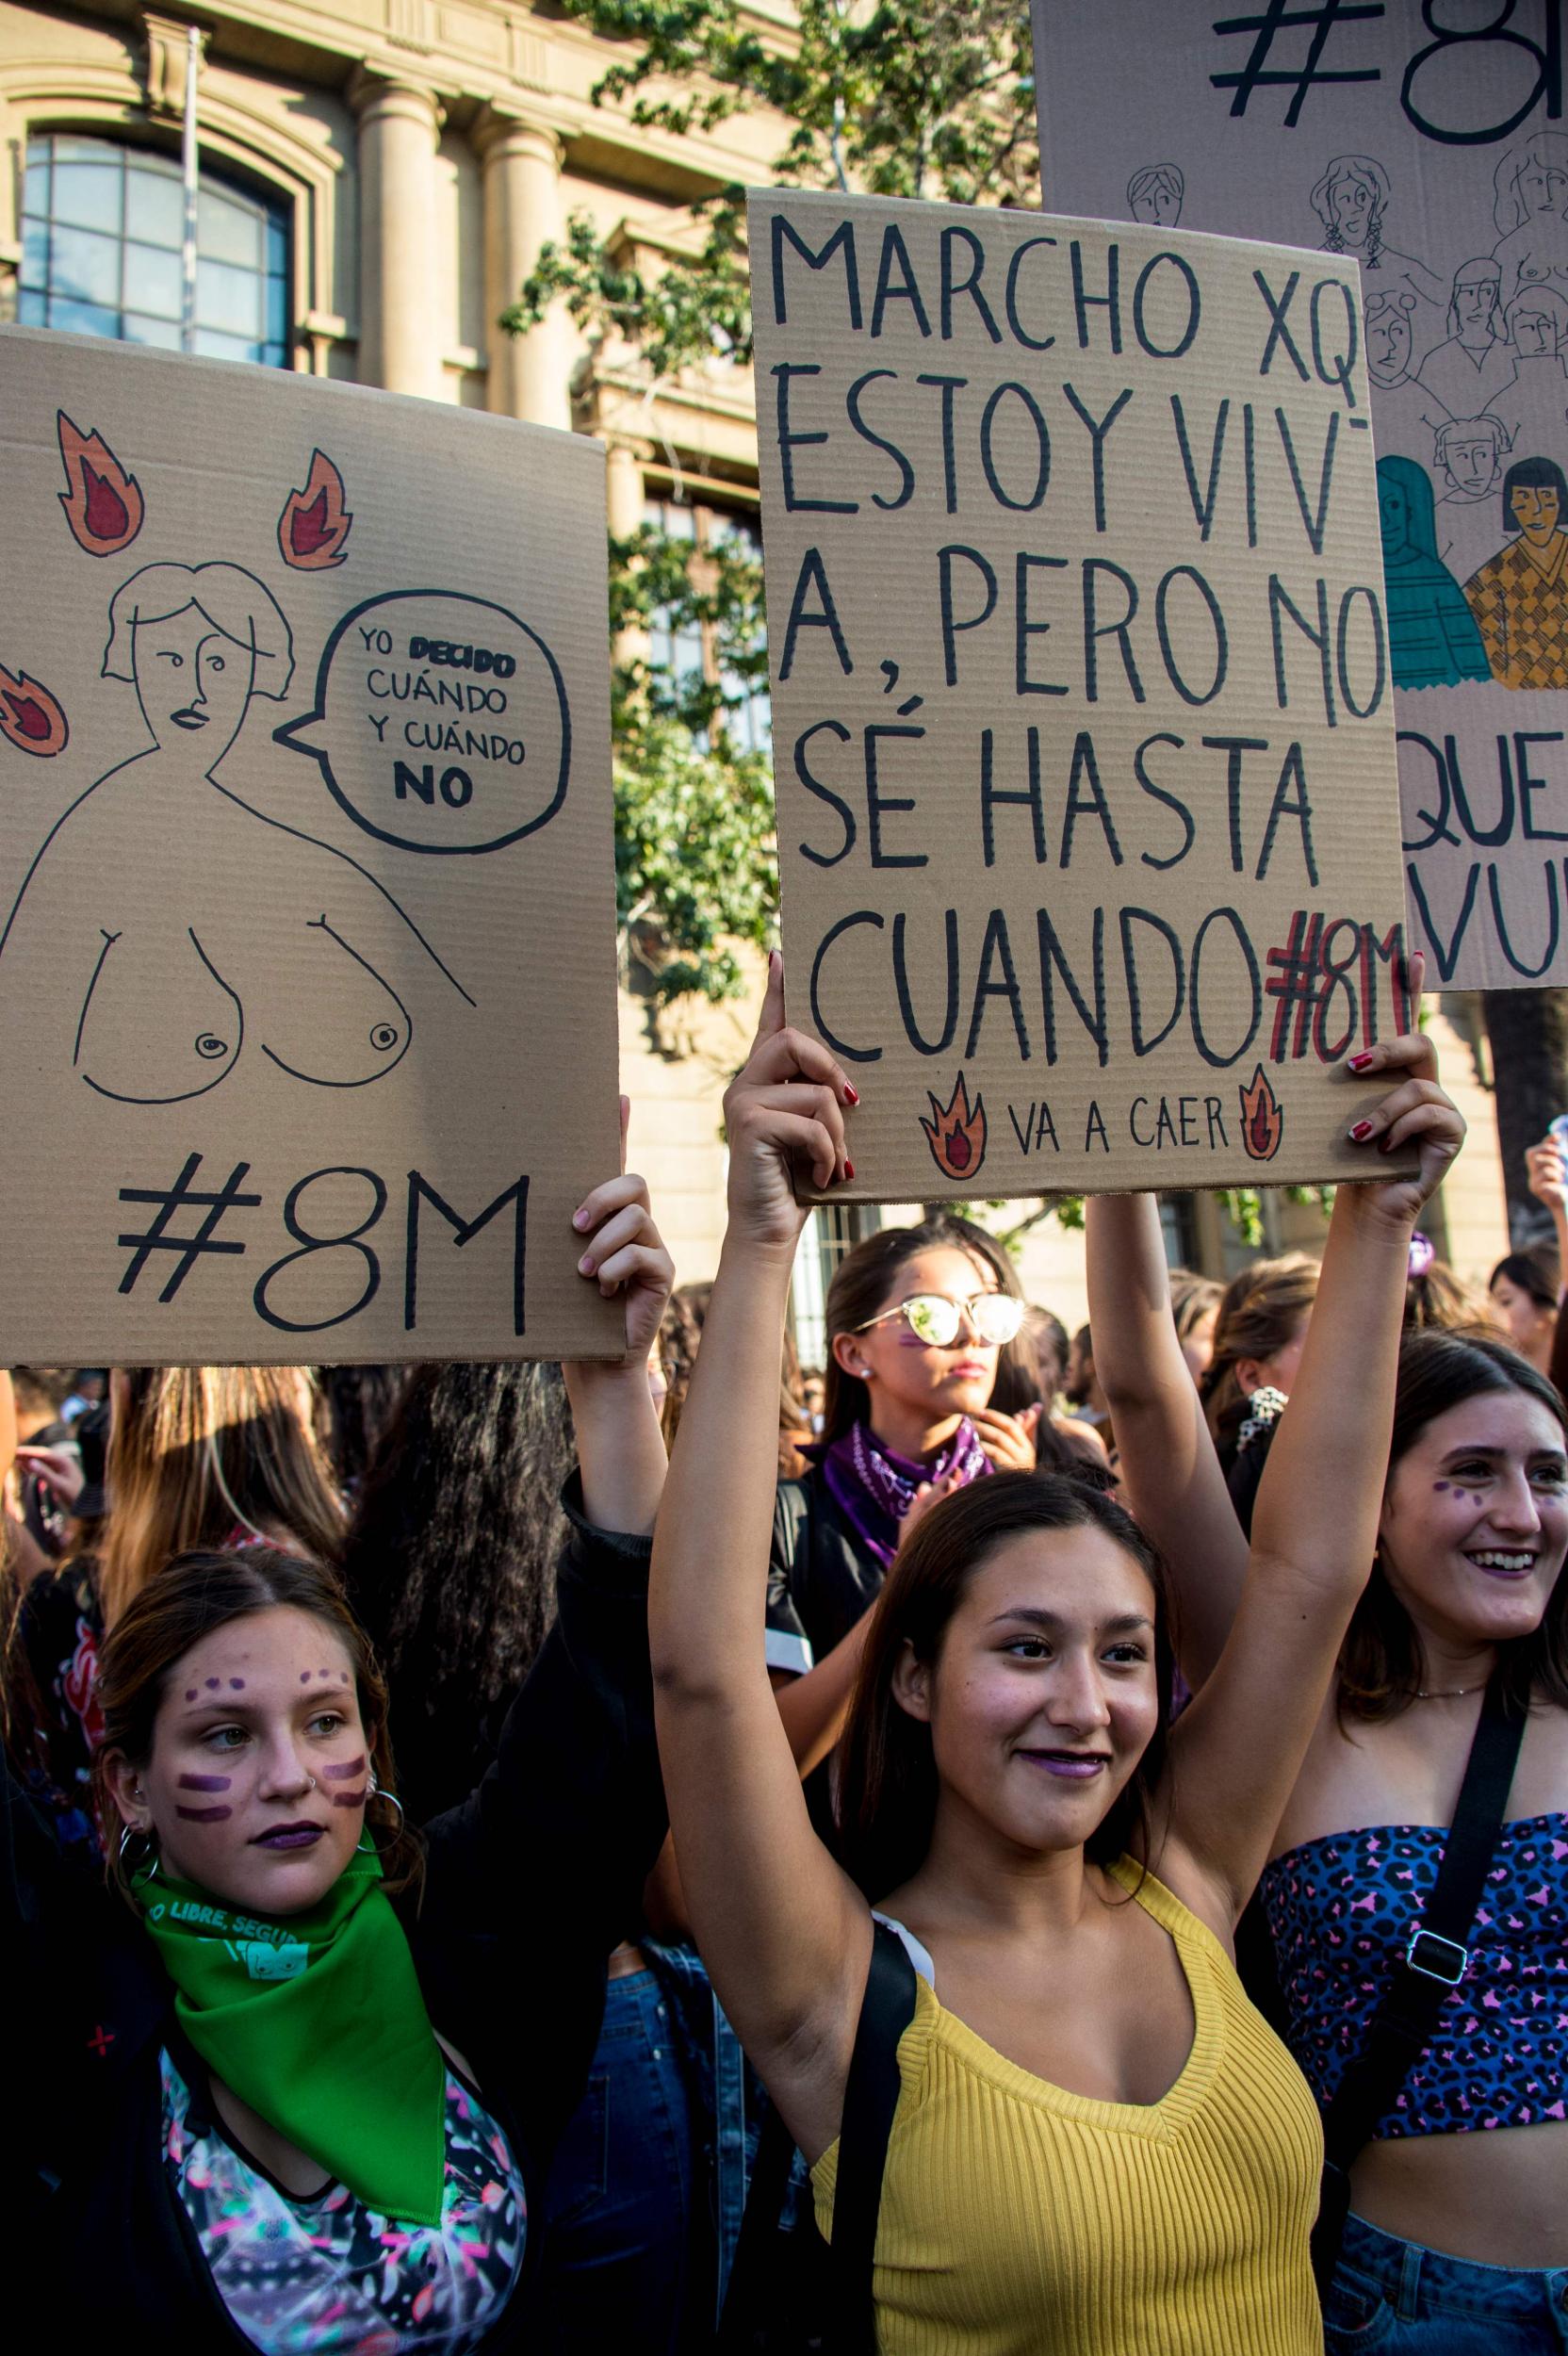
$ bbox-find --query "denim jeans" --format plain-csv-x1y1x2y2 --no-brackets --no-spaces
1324,2211,1568,2352
535,1966,694,2356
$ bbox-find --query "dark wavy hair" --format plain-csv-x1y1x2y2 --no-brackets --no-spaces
338,1363,575,1817
822,1215,1022,1443
93,1545,421,1903
315,1365,408,1493
1340,1329,1568,1723
833,1470,1175,1903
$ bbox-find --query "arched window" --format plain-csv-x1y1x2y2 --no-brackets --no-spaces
19,133,289,367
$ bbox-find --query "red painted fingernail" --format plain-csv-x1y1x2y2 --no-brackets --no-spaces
1347,1052,1374,1072
844,1159,855,1180
844,1084,859,1104
1378,1133,1395,1153
1348,1120,1374,1142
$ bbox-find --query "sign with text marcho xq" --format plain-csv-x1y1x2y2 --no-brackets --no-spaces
749,188,1419,1201
0,328,621,1363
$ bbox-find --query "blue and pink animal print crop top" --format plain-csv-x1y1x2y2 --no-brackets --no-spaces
1258,1815,1568,2137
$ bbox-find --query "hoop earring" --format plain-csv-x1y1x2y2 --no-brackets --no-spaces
367,1769,405,1828
119,1824,159,1881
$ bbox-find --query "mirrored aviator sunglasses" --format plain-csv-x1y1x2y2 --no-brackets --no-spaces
896,1292,1024,1349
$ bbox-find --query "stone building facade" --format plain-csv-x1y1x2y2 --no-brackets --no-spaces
0,0,1511,1340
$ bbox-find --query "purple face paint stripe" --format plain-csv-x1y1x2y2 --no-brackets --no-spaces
321,1755,367,1782
174,1803,233,1822
1433,1481,1450,1492
176,1773,232,1792
331,1788,368,1808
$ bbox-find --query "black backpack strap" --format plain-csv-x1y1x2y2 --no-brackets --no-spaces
718,1921,919,2354
1312,1661,1526,2288
827,1922,919,2351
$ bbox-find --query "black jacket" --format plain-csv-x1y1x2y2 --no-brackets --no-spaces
9,1483,665,2345
768,1464,886,1673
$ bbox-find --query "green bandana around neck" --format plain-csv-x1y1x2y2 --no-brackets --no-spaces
138,1847,447,2225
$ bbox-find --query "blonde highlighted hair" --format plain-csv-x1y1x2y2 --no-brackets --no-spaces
100,1366,344,1626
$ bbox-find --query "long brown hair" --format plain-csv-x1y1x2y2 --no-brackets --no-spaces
93,1545,421,1902
822,1216,1022,1443
101,1367,344,1625
1201,1252,1319,1455
1340,1329,1568,1723
834,1471,1175,1902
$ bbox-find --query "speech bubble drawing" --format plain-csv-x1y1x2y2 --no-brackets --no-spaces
275,588,571,855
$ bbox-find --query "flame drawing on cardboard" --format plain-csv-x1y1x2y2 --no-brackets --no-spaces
0,555,468,1104
0,665,67,756
279,450,353,571
0,329,621,1364
57,412,144,557
1238,1066,1283,1161
921,1072,987,1181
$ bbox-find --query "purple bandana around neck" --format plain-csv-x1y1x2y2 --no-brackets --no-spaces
809,1417,991,1569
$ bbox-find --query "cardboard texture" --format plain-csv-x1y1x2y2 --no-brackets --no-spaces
749,188,1415,1202
0,329,622,1363
1032,1,1568,991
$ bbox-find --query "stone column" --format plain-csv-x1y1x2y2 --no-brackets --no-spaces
350,73,441,399
476,109,571,430
605,437,645,538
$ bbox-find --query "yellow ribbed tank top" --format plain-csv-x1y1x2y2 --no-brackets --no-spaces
811,1859,1324,2356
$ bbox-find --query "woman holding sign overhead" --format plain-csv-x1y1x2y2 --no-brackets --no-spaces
1086,1099,1568,2340
9,1167,674,2351
650,953,1462,2353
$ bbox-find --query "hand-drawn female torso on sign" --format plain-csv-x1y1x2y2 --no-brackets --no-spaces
0,333,617,1363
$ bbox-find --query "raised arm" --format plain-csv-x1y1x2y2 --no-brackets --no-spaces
1086,1194,1248,1685
1167,988,1465,1923
649,957,872,2161
564,1103,674,1537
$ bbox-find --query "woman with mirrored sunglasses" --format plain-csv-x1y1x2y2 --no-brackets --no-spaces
765,1212,1044,1785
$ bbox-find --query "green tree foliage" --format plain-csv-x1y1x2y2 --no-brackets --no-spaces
502,0,1037,1007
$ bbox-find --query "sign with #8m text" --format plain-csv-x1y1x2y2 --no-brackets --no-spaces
0,328,622,1364
749,188,1420,1199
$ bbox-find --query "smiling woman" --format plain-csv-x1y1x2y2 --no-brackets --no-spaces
649,954,1465,2353
8,1170,678,2349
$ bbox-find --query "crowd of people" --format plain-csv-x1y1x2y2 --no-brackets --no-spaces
5,957,1566,2352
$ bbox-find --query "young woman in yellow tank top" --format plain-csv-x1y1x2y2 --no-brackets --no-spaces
649,952,1463,2356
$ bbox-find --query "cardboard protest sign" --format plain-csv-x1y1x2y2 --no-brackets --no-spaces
749,188,1415,1201
0,328,622,1362
1033,1,1568,991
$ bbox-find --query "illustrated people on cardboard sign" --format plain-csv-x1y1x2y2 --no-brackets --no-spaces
1433,415,1514,589
1127,163,1184,228
1488,288,1568,469
0,562,469,1105
1364,290,1451,461
1463,454,1568,690
1376,457,1493,691
1491,130,1568,310
1310,155,1445,311
1417,260,1515,417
